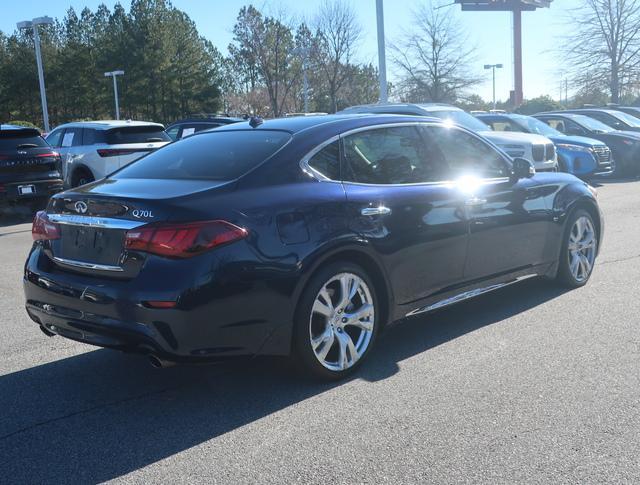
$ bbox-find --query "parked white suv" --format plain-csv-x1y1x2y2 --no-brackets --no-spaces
45,120,171,187
340,103,558,171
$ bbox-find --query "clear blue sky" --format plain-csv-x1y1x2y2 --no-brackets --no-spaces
0,0,580,102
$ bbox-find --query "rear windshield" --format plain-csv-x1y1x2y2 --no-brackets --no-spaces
0,130,48,151
114,130,292,181
105,126,170,144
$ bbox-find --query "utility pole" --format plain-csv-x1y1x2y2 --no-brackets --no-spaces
104,70,124,120
17,16,54,132
484,64,503,109
376,0,388,103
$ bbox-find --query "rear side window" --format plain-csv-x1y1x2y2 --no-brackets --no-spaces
61,127,83,147
106,126,170,144
114,130,291,181
0,130,48,151
307,141,340,180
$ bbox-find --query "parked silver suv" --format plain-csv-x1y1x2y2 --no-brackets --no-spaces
45,120,171,187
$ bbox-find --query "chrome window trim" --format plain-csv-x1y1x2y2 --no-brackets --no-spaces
52,256,124,272
47,213,144,230
298,121,513,186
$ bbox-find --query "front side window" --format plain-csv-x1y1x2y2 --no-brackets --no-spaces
422,125,510,179
45,129,64,147
115,130,291,181
307,141,340,180
61,127,83,147
342,126,448,185
586,112,622,129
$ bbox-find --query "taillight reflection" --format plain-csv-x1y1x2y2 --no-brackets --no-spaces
32,211,61,241
125,220,248,258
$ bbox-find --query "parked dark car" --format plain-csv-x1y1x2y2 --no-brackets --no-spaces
165,115,244,141
551,108,640,132
476,113,614,178
534,112,640,175
0,124,63,206
24,115,603,380
603,106,640,120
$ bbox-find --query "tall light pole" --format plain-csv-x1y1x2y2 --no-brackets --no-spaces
376,0,388,103
17,16,54,132
104,70,124,120
293,48,310,113
484,63,503,110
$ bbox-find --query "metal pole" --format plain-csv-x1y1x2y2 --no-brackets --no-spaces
112,74,120,120
376,0,388,103
513,8,523,106
303,66,309,113
32,24,50,132
492,67,496,109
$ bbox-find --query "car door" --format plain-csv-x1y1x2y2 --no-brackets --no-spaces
340,124,469,305
423,125,551,282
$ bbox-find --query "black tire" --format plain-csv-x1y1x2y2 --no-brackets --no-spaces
292,262,380,381
556,209,598,288
72,169,94,188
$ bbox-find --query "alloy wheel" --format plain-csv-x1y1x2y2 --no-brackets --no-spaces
568,216,597,283
309,272,375,372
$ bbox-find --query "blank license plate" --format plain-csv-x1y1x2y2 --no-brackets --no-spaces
18,185,35,195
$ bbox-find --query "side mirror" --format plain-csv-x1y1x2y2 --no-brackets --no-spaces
512,157,535,179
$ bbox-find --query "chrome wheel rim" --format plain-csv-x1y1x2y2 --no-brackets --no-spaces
309,272,375,372
568,216,597,282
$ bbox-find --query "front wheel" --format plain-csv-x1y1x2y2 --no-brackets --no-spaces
293,263,379,380
556,209,598,288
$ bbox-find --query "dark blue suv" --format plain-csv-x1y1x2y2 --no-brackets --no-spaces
24,115,603,380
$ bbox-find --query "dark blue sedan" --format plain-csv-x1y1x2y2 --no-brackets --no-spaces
24,115,603,379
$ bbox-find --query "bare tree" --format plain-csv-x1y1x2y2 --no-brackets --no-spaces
565,0,640,103
391,2,480,103
312,0,362,112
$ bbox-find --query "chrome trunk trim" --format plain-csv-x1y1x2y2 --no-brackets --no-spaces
52,256,124,272
47,213,144,230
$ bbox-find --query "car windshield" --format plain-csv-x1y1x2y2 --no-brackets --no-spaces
512,116,563,136
428,110,492,132
114,130,291,181
0,130,48,152
105,126,170,144
572,115,615,133
611,110,640,127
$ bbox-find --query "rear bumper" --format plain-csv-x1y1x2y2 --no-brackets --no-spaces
23,245,294,361
0,178,63,202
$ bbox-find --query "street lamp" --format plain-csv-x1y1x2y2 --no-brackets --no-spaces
104,70,124,120
17,16,54,132
484,63,503,110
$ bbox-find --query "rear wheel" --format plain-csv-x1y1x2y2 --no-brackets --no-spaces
72,168,94,188
293,262,379,380
556,209,598,288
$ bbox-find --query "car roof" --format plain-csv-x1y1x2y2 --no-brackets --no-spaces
340,103,462,115
167,117,244,126
211,113,441,135
0,124,41,136
51,120,165,131
535,112,588,119
0,124,38,131
561,108,623,115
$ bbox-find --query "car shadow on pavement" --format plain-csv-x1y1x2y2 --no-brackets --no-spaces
0,204,41,228
0,278,567,482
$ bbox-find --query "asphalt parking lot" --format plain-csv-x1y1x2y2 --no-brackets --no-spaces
0,181,639,484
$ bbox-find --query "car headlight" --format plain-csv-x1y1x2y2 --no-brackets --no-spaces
556,143,594,154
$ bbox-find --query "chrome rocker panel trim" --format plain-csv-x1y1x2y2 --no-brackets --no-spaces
405,274,538,317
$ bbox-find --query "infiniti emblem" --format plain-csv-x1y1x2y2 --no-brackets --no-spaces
74,201,88,214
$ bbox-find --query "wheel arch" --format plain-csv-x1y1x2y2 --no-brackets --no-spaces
70,164,96,185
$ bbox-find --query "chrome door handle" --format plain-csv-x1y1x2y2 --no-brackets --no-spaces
465,197,487,207
361,206,392,216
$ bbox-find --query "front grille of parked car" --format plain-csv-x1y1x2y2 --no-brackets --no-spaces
503,144,526,158
0,159,57,174
545,143,556,160
531,144,544,162
592,146,611,166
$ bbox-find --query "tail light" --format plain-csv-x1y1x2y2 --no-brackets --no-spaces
35,151,60,158
32,211,61,241
124,220,248,258
97,148,151,157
